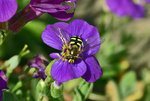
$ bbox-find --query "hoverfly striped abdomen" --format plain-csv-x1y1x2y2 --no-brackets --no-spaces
70,36,83,48
64,35,83,63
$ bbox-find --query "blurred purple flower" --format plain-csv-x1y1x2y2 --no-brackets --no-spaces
0,0,17,22
145,0,150,3
42,19,103,83
9,0,77,33
106,0,145,18
29,55,49,80
0,70,8,100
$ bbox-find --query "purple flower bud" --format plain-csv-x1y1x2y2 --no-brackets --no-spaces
106,0,145,19
0,70,8,101
54,81,62,88
0,0,17,22
51,81,63,98
28,55,49,80
8,0,77,33
42,19,103,83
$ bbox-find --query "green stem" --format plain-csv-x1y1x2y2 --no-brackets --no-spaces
24,66,30,74
11,81,23,93
19,44,30,57
6,68,12,79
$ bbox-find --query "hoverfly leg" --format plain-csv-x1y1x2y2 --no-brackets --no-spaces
82,43,100,53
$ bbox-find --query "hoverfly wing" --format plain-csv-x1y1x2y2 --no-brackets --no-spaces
82,36,101,52
59,28,70,43
50,25,70,46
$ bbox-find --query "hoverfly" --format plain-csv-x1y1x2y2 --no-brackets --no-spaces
50,25,101,63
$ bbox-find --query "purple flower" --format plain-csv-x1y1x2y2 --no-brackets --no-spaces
30,0,77,21
0,0,17,22
29,55,49,80
0,70,8,100
145,0,150,3
42,19,103,83
106,0,145,18
8,0,77,33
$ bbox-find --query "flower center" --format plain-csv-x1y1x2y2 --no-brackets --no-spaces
59,36,83,63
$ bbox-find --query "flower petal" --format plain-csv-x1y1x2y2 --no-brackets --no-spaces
32,4,71,13
106,0,127,17
28,55,48,80
0,0,17,22
106,0,145,18
33,71,47,80
67,19,101,55
82,56,103,82
30,0,76,21
53,21,69,30
49,12,74,21
31,0,74,4
0,70,8,82
42,22,69,50
145,0,150,3
48,0,77,21
0,77,8,90
49,53,60,59
128,4,145,18
51,59,87,82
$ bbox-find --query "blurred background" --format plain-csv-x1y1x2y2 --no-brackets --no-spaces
0,0,150,101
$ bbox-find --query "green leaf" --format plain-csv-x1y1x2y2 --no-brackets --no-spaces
45,60,56,77
6,55,20,70
2,91,18,101
73,80,93,101
119,71,136,99
5,55,21,78
11,81,23,93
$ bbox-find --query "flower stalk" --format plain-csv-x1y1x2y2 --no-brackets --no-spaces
8,4,42,33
